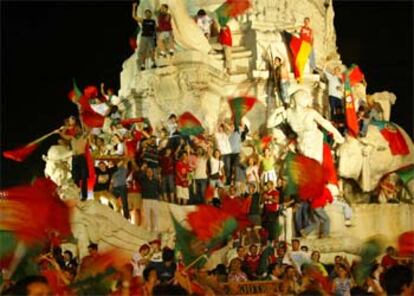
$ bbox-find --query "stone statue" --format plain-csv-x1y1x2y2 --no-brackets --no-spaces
337,124,414,195
267,89,344,164
163,0,212,55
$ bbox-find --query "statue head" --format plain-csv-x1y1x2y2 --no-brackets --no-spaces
291,89,312,108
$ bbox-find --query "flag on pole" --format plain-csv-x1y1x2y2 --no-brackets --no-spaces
283,31,312,83
215,0,251,27
177,112,205,136
3,143,39,162
228,96,257,127
343,66,360,137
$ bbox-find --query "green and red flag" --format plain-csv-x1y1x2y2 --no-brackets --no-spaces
371,120,410,156
171,215,208,268
215,0,251,27
346,64,365,86
283,31,312,83
220,197,251,231
354,238,383,286
187,205,238,248
0,178,72,245
228,96,257,127
283,151,325,200
395,165,414,186
343,66,360,137
177,112,205,136
322,143,338,185
68,79,83,103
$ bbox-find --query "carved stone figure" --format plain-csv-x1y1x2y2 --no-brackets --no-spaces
337,124,414,194
267,89,344,164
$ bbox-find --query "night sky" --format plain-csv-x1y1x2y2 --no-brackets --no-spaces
1,1,413,187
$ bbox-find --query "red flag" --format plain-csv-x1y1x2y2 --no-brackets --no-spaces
398,231,414,256
3,143,39,162
348,65,365,86
0,178,72,245
80,111,105,128
228,96,257,126
322,143,338,185
379,125,410,156
344,67,359,137
221,196,251,231
204,184,215,202
178,112,205,136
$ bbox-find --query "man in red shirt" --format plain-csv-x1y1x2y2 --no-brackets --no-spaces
219,25,232,74
300,17,316,72
244,244,260,278
157,4,174,57
263,181,280,243
176,152,191,205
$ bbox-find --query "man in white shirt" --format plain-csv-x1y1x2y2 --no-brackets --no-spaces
196,9,213,39
324,65,344,121
288,239,310,273
214,123,232,185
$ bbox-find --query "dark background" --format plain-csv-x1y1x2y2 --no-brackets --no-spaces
1,1,413,187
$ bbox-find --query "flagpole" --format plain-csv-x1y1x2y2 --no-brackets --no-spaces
28,128,61,146
184,254,208,271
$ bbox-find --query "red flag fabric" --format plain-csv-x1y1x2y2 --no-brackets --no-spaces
187,205,234,241
348,65,365,86
220,196,251,231
3,143,39,162
178,112,205,136
80,111,105,128
344,67,359,137
379,125,410,156
398,231,414,256
0,178,71,245
284,152,325,200
322,143,338,185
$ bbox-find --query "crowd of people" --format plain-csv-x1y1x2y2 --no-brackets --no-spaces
3,238,413,295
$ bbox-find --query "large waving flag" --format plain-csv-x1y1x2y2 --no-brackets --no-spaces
343,65,360,137
283,31,312,83
228,96,257,126
215,0,251,27
172,205,239,268
178,112,205,136
283,151,325,200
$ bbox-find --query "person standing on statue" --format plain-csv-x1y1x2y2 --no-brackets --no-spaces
324,65,344,121
218,24,232,75
274,57,290,108
300,17,316,73
132,4,157,70
157,4,174,57
67,125,90,201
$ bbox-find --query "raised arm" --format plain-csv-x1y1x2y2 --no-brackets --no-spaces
266,106,286,128
313,110,344,144
132,2,142,23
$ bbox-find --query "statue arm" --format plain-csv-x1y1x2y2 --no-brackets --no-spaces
266,106,286,128
313,111,344,144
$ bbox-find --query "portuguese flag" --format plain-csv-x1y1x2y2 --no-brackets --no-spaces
283,31,312,83
371,120,409,156
187,205,238,248
215,0,251,27
178,112,205,136
343,66,359,137
68,79,83,103
228,96,257,126
283,151,325,200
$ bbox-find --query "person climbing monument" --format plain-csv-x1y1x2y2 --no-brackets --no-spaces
132,4,157,70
